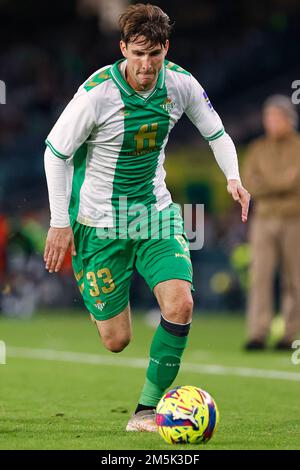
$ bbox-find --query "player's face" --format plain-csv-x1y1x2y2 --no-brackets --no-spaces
120,38,169,91
263,106,293,139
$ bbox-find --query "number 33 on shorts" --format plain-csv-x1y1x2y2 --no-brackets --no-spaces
75,267,115,307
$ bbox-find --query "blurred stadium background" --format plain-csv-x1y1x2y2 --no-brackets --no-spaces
2,0,300,452
0,0,299,318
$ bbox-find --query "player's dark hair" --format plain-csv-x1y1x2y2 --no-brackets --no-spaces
119,3,173,47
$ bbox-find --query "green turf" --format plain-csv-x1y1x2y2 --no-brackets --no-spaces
0,311,299,450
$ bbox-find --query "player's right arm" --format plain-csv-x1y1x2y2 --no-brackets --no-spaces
44,89,96,272
44,147,76,273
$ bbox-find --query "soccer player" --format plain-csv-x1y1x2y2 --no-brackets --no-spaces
44,3,250,431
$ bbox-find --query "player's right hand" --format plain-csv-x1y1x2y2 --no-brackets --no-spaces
44,226,76,273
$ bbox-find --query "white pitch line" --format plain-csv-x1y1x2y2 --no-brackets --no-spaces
7,346,300,382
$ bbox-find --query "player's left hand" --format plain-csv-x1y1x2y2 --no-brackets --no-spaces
227,179,251,223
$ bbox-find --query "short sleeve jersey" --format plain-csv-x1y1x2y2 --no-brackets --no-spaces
46,59,224,227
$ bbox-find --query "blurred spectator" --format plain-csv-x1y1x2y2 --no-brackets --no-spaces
0,211,80,317
242,95,300,350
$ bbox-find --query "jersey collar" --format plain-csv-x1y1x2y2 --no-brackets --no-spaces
111,59,165,97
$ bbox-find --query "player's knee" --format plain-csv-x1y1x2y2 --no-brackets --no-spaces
102,335,131,353
178,296,194,323
163,295,194,324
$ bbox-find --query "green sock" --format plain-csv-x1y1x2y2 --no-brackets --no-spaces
138,324,188,407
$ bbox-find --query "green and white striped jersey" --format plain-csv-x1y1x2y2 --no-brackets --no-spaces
46,59,224,227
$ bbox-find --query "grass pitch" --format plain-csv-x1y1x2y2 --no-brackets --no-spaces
0,310,300,450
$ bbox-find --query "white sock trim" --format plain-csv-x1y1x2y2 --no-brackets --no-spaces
160,312,192,326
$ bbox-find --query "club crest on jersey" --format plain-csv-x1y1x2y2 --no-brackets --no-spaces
119,107,130,116
203,91,214,111
160,97,175,113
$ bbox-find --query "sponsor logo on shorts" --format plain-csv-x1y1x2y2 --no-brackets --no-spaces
175,253,191,263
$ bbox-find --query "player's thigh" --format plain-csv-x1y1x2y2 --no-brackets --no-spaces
136,232,193,323
154,279,193,323
72,221,134,322
136,232,193,291
135,202,193,288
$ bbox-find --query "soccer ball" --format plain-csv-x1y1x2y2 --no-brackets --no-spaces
156,385,219,445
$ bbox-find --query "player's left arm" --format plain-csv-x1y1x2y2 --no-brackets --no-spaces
209,133,250,223
44,89,96,272
185,75,250,222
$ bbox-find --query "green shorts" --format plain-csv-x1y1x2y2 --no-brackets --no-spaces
71,203,193,320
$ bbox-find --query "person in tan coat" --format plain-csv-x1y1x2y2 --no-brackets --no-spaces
243,95,300,350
